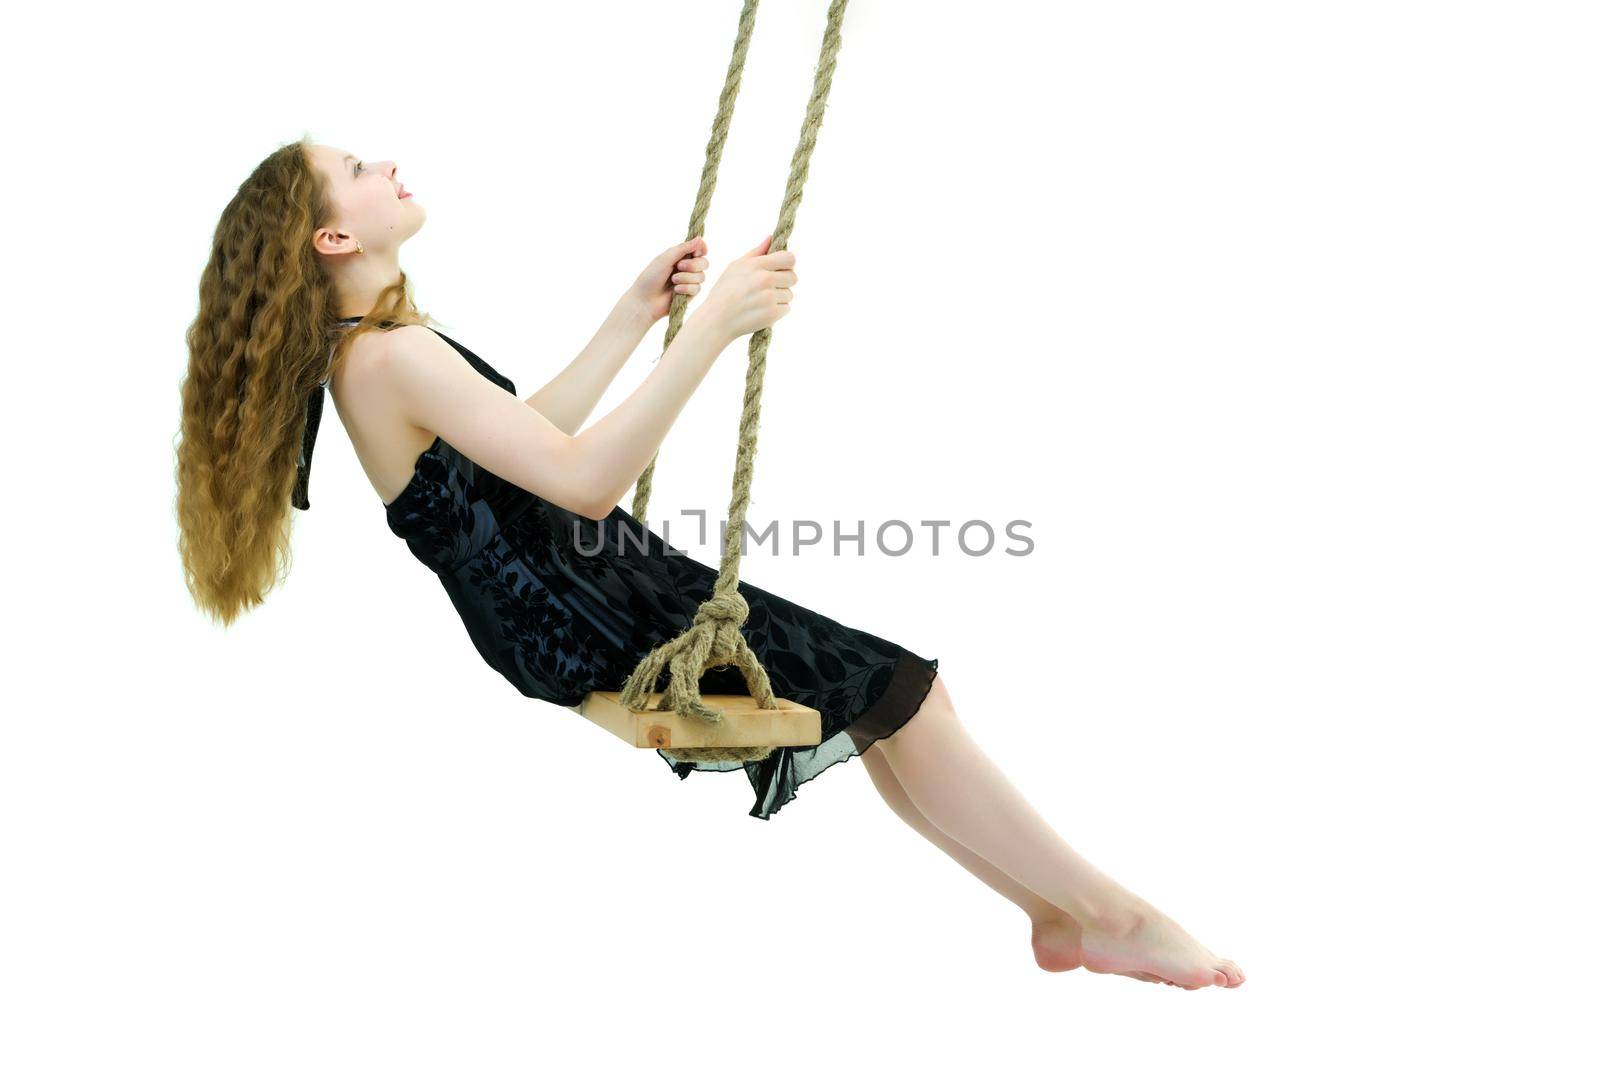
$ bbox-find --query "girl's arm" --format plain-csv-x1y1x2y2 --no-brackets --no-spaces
388,311,733,521
390,235,787,521
524,238,709,434
522,294,654,434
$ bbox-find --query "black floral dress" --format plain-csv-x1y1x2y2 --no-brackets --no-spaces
376,323,940,820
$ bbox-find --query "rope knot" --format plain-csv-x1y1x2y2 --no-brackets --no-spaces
694,588,749,664
693,588,749,629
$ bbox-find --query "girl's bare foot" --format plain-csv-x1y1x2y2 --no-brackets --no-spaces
1077,900,1246,989
1031,914,1178,986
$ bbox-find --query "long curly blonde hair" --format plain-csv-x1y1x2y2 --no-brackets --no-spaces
175,133,435,625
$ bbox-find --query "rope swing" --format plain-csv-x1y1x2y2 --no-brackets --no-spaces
580,0,851,763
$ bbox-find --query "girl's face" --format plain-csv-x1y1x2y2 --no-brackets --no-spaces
308,143,424,257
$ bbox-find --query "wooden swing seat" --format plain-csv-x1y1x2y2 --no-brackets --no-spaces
579,691,822,751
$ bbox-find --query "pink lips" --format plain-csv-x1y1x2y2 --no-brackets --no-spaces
397,182,412,199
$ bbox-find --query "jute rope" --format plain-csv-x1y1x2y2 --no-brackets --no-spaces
622,0,852,762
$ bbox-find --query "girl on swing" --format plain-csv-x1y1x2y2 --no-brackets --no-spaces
174,138,1244,990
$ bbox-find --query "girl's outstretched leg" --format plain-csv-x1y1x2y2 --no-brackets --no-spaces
874,674,1245,990
860,745,1170,984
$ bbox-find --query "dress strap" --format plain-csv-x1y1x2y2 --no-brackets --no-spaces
292,319,368,511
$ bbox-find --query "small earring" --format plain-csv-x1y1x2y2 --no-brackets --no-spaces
355,240,365,254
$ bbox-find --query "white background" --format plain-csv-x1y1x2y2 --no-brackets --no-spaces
3,1,1595,1063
